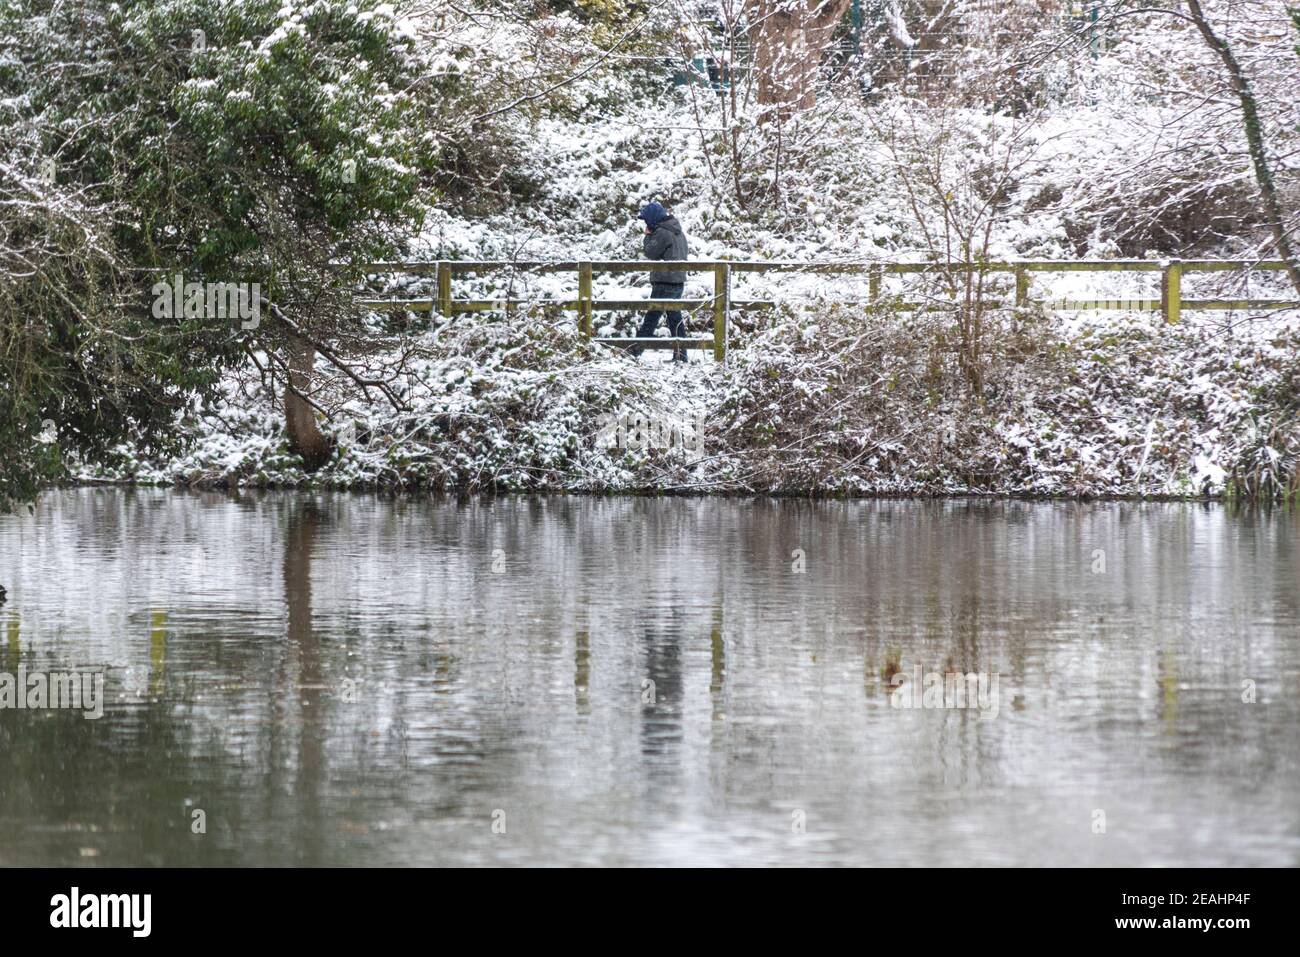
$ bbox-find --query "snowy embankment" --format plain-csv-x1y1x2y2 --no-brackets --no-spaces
73,78,1300,499
74,301,1299,499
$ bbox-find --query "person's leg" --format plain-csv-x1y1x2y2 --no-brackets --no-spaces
632,307,662,358
665,283,687,362
636,307,664,339
632,283,670,357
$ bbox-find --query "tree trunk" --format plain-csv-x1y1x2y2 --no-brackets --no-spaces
1185,0,1300,296
284,334,331,472
750,0,851,117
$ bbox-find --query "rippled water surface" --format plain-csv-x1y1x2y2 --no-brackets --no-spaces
1,489,1297,866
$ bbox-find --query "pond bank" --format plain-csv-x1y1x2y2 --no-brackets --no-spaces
72,307,1300,501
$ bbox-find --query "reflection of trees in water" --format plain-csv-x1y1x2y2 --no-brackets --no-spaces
3,615,17,673
276,496,328,863
6,491,1300,864
709,605,726,723
0,642,228,865
273,495,515,855
640,620,686,764
574,628,590,714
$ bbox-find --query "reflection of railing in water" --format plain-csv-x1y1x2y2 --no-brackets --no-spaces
353,259,1300,362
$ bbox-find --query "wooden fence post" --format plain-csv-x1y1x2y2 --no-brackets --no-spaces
437,261,452,316
1161,259,1182,323
578,261,593,337
713,262,730,363
1015,267,1029,307
869,264,882,302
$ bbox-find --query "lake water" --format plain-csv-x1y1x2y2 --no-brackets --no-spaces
0,489,1297,866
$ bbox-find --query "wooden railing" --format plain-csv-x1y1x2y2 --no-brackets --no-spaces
353,258,1300,361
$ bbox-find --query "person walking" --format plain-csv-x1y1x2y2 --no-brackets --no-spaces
634,202,690,362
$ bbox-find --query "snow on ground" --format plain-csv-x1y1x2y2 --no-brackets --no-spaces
78,73,1300,499
76,300,1300,499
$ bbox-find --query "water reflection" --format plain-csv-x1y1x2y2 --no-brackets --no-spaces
0,490,1297,866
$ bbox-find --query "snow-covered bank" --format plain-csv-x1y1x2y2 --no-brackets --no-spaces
74,303,1300,500
55,6,1300,503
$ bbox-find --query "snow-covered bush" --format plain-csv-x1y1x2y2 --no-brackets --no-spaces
708,301,1300,498
85,309,705,492
86,297,1300,500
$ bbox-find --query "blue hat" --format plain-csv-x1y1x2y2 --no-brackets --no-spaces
638,202,669,227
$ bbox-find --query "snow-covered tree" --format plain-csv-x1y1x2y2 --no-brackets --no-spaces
1,0,438,490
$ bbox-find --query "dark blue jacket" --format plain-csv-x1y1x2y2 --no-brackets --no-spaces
642,215,689,286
